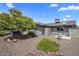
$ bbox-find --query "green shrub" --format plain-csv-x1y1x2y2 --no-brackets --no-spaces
36,37,59,53
26,31,37,38
0,31,10,37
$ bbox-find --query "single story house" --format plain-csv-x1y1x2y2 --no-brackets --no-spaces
36,19,77,36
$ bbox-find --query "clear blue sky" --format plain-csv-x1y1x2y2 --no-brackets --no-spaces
0,3,79,25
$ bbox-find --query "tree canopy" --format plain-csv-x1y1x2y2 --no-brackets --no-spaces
0,8,36,31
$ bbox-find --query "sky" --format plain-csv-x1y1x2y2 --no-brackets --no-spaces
0,3,79,25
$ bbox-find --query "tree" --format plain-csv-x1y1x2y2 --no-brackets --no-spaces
0,13,14,30
0,8,36,33
9,8,22,17
9,8,36,31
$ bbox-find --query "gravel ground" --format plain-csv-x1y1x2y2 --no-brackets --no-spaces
48,35,79,56
0,35,44,56
59,37,79,56
0,35,79,56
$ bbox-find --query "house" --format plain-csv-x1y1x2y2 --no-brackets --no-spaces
36,19,76,36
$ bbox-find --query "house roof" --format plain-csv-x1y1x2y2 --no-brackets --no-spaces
37,20,76,27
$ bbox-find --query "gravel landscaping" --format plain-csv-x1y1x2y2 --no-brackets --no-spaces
0,35,79,56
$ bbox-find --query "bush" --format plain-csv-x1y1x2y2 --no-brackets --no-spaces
36,37,59,53
0,31,10,37
26,31,37,38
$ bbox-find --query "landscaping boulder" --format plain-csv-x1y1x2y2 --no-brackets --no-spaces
12,39,17,42
6,38,13,43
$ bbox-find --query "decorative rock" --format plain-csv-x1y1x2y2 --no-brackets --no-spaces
12,39,17,42
48,52,51,56
32,52,36,55
7,38,13,43
43,52,46,56
54,52,58,55
25,51,59,56
36,53,39,56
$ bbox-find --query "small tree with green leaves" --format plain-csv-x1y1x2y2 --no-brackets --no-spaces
0,8,36,37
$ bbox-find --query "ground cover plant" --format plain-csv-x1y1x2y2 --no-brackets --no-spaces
36,37,59,53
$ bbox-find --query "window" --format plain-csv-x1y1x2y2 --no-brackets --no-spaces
61,28,63,31
57,27,63,31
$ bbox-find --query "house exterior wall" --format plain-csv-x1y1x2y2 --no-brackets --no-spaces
51,27,57,32
44,27,50,35
36,21,76,36
36,25,44,35
50,27,69,35
36,25,71,36
50,27,69,32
